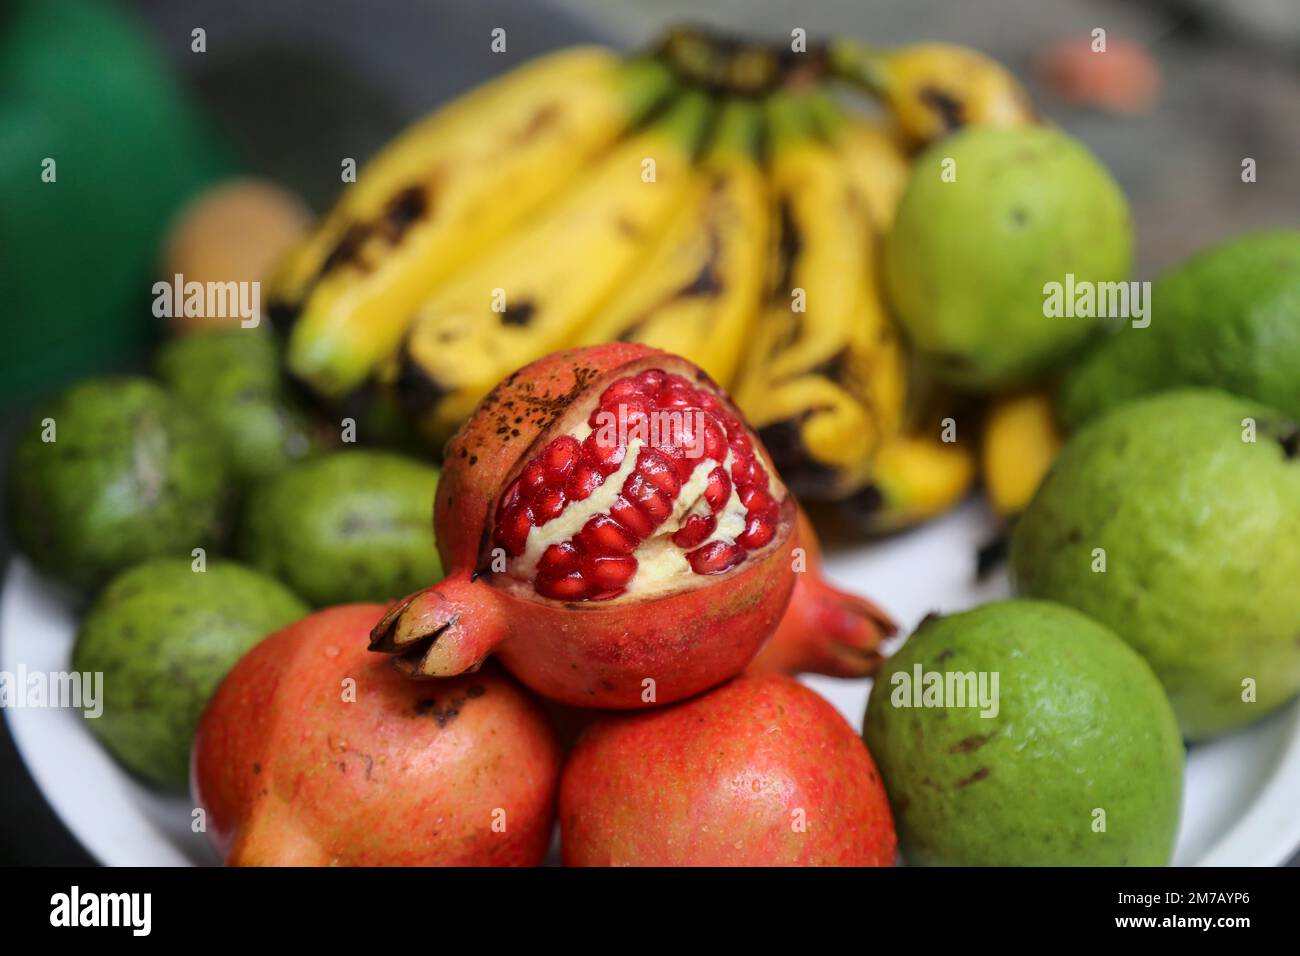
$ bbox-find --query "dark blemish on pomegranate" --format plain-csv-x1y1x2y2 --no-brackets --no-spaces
956,767,991,788
252,762,262,776
948,734,991,753
500,300,537,327
467,685,486,699
414,698,437,715
469,455,478,465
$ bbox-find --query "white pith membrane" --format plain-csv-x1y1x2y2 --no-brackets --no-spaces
490,367,786,603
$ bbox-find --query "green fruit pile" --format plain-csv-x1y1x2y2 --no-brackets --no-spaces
5,329,446,789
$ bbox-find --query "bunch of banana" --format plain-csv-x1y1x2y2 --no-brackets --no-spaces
268,48,676,399
266,27,1038,534
731,88,908,500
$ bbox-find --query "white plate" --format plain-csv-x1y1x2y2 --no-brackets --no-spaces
4,500,1299,866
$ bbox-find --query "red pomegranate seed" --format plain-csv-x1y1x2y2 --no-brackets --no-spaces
671,512,715,549
536,570,592,601
521,459,548,493
582,432,626,476
497,476,523,519
702,417,728,462
538,542,580,576
542,435,580,481
737,510,776,550
704,467,732,512
739,485,773,513
687,541,746,575
656,383,696,411
635,368,666,393
495,503,533,557
580,552,638,591
565,463,604,502
531,486,567,525
731,454,760,488
609,495,654,539
623,473,672,525
577,514,636,555
599,378,645,409
637,448,681,496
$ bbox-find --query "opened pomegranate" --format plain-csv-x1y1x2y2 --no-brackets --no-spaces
560,673,897,865
371,343,822,708
192,604,561,866
748,508,895,677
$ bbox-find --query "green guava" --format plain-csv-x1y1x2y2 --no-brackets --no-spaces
1011,389,1300,739
886,125,1133,390
1059,229,1300,428
72,559,306,789
864,599,1183,866
238,450,441,606
6,377,230,594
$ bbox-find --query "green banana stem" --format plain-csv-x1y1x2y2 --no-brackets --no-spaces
657,24,784,95
707,97,763,159
824,37,891,98
618,53,680,120
654,89,719,157
764,87,823,152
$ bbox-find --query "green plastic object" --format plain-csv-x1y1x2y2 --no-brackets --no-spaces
0,0,234,407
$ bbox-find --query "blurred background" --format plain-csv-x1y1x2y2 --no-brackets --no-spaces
1,0,1297,864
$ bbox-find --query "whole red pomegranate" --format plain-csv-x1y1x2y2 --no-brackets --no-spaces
749,508,894,677
372,343,847,708
560,673,897,865
192,604,561,866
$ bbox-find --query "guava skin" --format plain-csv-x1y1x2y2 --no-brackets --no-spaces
6,377,230,595
156,330,319,485
238,450,441,606
1059,230,1300,428
886,126,1133,390
864,600,1183,866
72,559,306,789
1011,389,1300,739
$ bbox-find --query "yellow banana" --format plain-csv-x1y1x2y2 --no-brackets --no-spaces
386,92,715,445
842,379,977,534
981,388,1063,519
733,89,904,500
829,39,1036,148
833,115,911,233
268,48,675,399
577,97,769,388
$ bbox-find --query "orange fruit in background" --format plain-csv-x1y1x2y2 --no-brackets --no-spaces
159,177,311,334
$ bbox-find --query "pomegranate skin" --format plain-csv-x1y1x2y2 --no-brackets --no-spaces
560,673,897,866
192,604,561,866
371,344,803,709
749,509,896,678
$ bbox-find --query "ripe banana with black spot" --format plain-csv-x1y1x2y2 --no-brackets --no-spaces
828,39,1037,147
385,91,716,445
268,48,675,400
577,97,769,388
732,89,906,500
